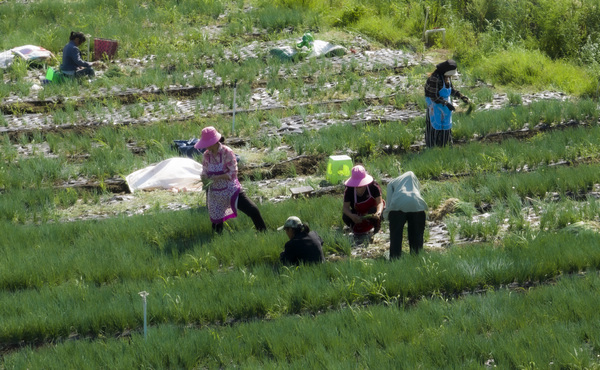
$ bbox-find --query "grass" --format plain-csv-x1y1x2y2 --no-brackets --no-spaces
5,269,600,368
416,163,600,209
470,48,598,97
2,216,600,354
2,98,600,225
3,0,600,367
399,124,600,178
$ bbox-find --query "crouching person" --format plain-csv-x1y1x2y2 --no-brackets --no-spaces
342,165,384,235
383,171,428,259
60,31,96,78
279,216,325,265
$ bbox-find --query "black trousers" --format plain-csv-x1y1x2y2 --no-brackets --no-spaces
212,191,266,233
62,67,95,78
388,210,426,258
425,110,452,148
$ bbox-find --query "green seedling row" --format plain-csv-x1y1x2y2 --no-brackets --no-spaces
445,195,600,242
367,162,600,209
4,270,600,368
2,142,600,226
1,187,600,293
0,197,345,290
453,98,600,139
1,228,600,349
2,99,598,189
400,124,600,179
285,98,600,157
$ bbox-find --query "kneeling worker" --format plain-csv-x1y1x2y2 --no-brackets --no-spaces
60,31,96,78
279,216,325,265
342,165,384,235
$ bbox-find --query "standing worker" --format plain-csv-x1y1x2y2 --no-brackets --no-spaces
278,216,325,265
342,165,384,236
196,126,267,234
383,171,428,259
424,59,470,147
60,31,96,78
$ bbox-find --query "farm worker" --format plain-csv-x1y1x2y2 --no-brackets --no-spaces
383,171,428,258
342,165,385,235
424,59,470,147
60,31,96,78
278,216,325,265
196,126,267,234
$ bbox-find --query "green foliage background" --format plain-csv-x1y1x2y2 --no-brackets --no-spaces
2,0,599,62
2,0,599,95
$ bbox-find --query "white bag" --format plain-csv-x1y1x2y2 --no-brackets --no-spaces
126,157,203,193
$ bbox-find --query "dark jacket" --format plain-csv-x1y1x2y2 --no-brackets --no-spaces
61,40,91,72
280,231,325,265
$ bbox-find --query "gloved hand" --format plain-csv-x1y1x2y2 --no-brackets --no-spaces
445,102,455,111
461,96,470,104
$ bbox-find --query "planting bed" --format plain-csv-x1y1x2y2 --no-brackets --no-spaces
2,39,599,260
4,4,600,367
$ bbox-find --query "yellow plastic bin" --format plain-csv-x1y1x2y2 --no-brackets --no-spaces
326,155,353,184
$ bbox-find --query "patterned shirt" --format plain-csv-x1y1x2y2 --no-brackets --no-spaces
201,143,238,180
201,143,241,223
424,72,466,105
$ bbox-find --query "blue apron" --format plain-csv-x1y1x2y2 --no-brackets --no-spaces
426,79,452,130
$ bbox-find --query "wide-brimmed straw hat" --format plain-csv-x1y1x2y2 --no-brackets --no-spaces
277,216,303,231
194,126,222,149
344,165,374,187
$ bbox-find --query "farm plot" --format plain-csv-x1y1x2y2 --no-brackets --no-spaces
3,4,600,368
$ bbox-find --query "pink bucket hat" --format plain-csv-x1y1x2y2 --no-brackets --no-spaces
344,165,374,187
194,126,222,149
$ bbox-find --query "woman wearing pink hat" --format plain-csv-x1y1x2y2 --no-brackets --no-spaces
342,165,384,235
195,126,266,233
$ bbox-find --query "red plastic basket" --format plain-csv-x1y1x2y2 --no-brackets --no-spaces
93,38,118,61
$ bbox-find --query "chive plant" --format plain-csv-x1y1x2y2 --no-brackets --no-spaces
2,222,600,349
4,272,600,368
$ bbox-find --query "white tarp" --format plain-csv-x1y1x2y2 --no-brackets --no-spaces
0,45,55,69
270,40,346,61
0,50,14,69
126,157,203,193
310,40,347,58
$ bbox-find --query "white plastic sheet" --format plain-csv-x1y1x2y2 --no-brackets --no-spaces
270,40,346,61
309,40,347,58
0,45,55,69
0,50,14,69
126,157,203,193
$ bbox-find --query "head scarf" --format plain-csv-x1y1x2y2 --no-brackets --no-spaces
435,59,457,76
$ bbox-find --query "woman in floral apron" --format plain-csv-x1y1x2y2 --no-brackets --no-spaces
424,59,471,147
195,126,266,233
342,165,384,235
